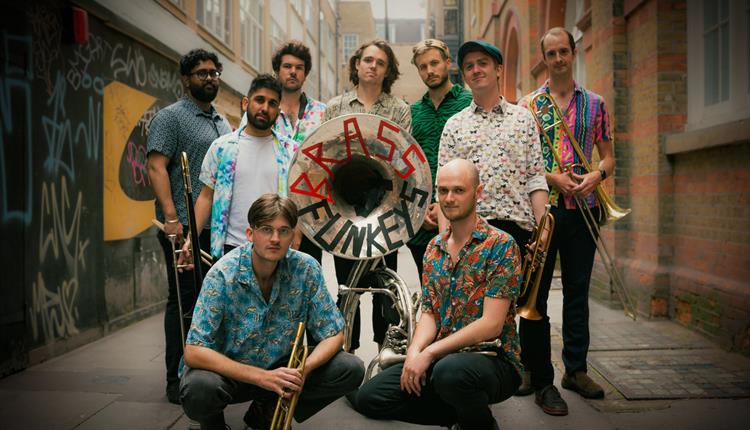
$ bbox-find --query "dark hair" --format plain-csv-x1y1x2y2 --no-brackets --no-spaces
540,27,576,56
348,39,401,94
180,49,222,76
271,41,313,75
247,73,283,99
247,193,298,228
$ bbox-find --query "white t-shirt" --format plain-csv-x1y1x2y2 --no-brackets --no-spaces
225,132,278,247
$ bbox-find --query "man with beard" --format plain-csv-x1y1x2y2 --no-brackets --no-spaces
147,48,232,404
351,159,523,430
182,74,297,263
407,39,472,279
271,41,326,264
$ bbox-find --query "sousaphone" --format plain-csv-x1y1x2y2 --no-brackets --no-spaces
288,113,432,378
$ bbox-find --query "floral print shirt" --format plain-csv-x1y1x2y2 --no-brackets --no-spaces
421,217,523,376
273,93,326,145
439,97,548,231
186,243,345,369
200,115,298,258
324,89,412,132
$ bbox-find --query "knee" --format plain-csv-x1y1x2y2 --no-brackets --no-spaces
431,355,479,400
337,352,365,392
180,369,227,417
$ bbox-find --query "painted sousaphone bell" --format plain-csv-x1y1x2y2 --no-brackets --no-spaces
287,113,432,379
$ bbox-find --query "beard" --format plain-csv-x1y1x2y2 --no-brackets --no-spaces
426,74,449,89
189,81,218,103
249,112,274,130
283,79,303,92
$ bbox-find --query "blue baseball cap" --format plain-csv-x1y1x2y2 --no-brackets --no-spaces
457,40,504,69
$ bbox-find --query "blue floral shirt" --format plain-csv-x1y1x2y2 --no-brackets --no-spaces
200,115,299,258
186,242,345,369
273,93,326,145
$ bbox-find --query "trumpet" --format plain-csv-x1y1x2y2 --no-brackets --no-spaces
517,204,555,321
528,93,637,320
270,322,308,430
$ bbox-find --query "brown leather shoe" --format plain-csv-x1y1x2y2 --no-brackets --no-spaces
562,371,605,399
243,400,277,430
514,370,533,396
535,385,569,416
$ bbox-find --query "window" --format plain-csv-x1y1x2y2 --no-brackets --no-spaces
271,18,286,54
687,0,750,130
169,0,184,8
444,8,458,35
240,0,263,69
197,0,232,45
291,0,303,16
306,0,318,39
343,34,359,61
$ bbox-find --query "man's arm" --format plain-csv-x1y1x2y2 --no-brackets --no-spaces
401,312,439,395
178,185,213,267
147,153,182,237
571,137,614,198
302,331,344,378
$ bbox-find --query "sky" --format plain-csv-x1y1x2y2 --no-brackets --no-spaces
366,0,426,20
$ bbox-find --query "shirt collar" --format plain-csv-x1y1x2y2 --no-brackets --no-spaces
236,242,293,291
541,79,583,95
434,216,490,252
347,88,389,107
420,84,462,107
470,96,507,115
182,95,219,119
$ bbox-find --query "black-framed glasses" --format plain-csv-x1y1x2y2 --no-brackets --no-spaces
191,69,221,80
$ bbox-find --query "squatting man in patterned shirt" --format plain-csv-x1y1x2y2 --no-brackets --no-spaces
351,159,523,430
179,193,364,430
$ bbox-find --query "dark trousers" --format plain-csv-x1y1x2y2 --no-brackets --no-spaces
180,351,365,429
334,252,398,351
519,205,599,390
406,242,429,282
157,227,212,388
353,353,520,430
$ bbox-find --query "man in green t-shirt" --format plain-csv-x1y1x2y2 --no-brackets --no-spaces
407,39,473,278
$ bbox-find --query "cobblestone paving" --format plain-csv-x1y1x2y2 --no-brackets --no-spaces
571,321,715,351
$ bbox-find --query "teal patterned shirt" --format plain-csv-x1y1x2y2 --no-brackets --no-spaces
186,242,345,369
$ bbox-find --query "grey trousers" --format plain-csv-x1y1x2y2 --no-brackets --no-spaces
180,351,364,429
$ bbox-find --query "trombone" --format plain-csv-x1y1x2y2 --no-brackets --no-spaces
270,322,308,430
517,204,555,321
528,93,637,320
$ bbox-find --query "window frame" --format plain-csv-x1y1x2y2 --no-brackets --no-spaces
196,0,233,47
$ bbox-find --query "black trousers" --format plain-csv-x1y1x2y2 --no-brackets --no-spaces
334,252,398,351
157,227,211,388
519,205,599,390
353,353,520,430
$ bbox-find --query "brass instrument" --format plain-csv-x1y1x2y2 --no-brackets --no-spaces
270,322,308,430
287,114,432,375
528,93,637,320
517,204,555,321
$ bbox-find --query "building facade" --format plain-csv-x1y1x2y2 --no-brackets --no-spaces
454,0,749,355
336,0,377,94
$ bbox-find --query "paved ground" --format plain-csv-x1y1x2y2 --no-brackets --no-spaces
1,249,749,429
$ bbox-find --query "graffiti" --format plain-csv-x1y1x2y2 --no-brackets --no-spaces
31,176,89,342
67,33,109,95
28,5,61,96
137,104,160,138
110,43,182,99
1,32,34,224
125,140,150,187
41,71,101,179
147,63,183,100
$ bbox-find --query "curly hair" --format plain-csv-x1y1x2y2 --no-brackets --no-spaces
348,39,400,94
179,49,222,76
247,73,283,99
271,41,312,75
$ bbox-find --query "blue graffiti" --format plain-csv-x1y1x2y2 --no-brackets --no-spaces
0,32,34,224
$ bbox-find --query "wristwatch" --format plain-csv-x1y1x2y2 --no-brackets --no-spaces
599,168,607,180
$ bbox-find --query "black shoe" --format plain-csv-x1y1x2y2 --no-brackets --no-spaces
535,385,568,416
562,371,605,399
244,400,276,430
166,381,180,405
515,370,533,396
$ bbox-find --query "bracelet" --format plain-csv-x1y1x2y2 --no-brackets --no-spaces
165,218,180,224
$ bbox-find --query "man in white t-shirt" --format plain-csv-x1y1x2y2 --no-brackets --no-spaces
182,74,299,261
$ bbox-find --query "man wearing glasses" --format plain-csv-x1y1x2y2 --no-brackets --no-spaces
180,193,364,429
147,48,232,405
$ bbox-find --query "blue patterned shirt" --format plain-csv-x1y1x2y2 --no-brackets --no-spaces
147,96,231,225
186,242,345,369
200,117,298,258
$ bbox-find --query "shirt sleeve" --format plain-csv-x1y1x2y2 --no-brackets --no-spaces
146,109,177,157
185,268,226,350
305,260,345,342
419,242,437,314
522,110,549,194
199,140,220,190
438,118,457,169
398,103,412,133
484,234,522,300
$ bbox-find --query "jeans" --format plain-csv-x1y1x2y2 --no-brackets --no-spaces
353,353,519,430
519,205,599,389
180,351,365,429
334,252,398,350
158,227,212,388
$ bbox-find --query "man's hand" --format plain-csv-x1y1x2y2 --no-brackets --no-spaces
400,349,433,396
164,220,183,238
177,235,195,272
571,170,602,198
548,172,579,196
421,203,439,231
261,367,303,399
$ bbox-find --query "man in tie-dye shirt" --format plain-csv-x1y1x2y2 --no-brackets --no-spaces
271,41,327,264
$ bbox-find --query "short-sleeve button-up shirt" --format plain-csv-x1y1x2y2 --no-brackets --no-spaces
324,89,412,132
438,97,548,231
186,243,345,369
273,93,326,145
421,217,523,376
147,96,232,225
